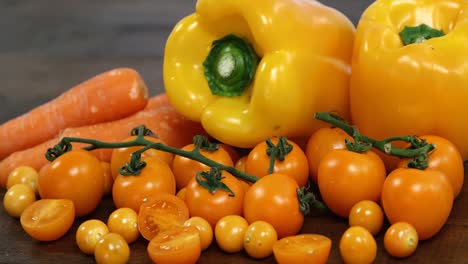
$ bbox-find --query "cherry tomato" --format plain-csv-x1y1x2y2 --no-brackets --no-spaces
107,207,139,244
7,165,39,194
273,234,332,264
348,200,384,235
234,156,247,172
244,221,278,259
176,187,186,201
245,137,309,187
381,167,453,240
147,225,201,264
138,193,189,241
38,150,104,217
100,161,114,196
172,143,233,190
3,183,36,218
399,135,464,199
339,226,377,264
384,222,419,258
110,135,174,180
220,143,240,164
185,170,244,227
94,233,130,264
184,216,213,251
214,215,249,253
20,199,75,241
243,173,303,238
76,219,110,255
318,149,386,218
306,127,352,183
112,156,176,213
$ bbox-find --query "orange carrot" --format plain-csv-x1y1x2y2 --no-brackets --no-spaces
0,93,206,187
144,93,170,110
0,68,149,160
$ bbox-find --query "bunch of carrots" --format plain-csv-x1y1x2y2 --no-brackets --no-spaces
0,68,207,187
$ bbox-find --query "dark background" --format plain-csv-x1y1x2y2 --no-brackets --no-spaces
1,1,467,264
0,0,373,123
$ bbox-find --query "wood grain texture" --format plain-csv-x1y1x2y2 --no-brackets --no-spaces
1,0,467,263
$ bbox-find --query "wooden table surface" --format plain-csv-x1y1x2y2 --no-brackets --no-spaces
0,1,467,263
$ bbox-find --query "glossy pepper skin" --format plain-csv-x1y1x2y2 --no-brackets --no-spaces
163,0,355,148
350,0,468,159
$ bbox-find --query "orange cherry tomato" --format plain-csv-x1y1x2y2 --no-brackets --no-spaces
185,170,244,227
381,167,453,240
20,199,75,242
234,156,247,172
137,193,189,241
318,149,386,218
7,165,39,194
107,207,139,244
339,226,377,264
243,173,303,238
306,127,352,183
94,233,130,264
184,216,213,251
176,187,187,201
38,150,104,217
384,222,419,258
245,137,309,187
399,135,464,199
220,143,240,164
214,215,249,253
172,143,233,190
100,161,114,196
3,183,36,218
273,234,332,264
243,221,278,259
110,135,174,180
112,157,176,213
76,219,110,255
147,225,201,264
348,200,384,235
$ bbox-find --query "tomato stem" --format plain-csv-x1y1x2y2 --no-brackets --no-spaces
314,112,435,169
265,137,293,174
45,125,259,183
296,186,327,216
195,167,235,197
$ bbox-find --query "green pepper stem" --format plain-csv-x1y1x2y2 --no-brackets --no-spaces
399,24,445,45
54,132,259,183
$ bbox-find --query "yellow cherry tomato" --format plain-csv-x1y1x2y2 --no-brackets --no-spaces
94,233,130,264
76,219,110,255
384,222,419,258
339,226,377,264
244,221,278,259
214,215,249,253
7,166,39,194
348,200,384,235
107,207,139,244
3,183,36,218
184,216,214,251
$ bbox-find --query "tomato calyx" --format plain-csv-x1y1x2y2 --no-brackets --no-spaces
196,167,235,197
45,141,73,161
265,136,293,174
296,185,327,216
193,135,220,152
130,125,155,137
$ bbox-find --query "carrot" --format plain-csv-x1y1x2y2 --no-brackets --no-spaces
144,93,170,110
0,93,206,187
0,68,149,160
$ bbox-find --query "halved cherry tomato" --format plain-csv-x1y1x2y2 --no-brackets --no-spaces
20,199,75,241
243,173,303,238
273,234,332,264
38,149,104,217
339,226,376,264
112,157,176,213
398,135,464,199
147,225,201,264
244,221,278,259
76,219,110,255
184,216,213,251
185,170,244,227
7,165,39,194
214,215,249,253
107,207,139,244
306,127,352,183
3,183,36,218
318,149,386,218
348,200,384,235
245,137,309,187
138,193,189,241
381,167,453,240
172,143,233,190
94,233,130,264
384,222,419,258
110,135,174,180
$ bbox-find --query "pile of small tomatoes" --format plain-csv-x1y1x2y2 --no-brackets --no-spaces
1,126,464,264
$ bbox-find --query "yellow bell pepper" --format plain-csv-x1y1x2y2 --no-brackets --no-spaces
350,0,468,159
163,0,355,148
